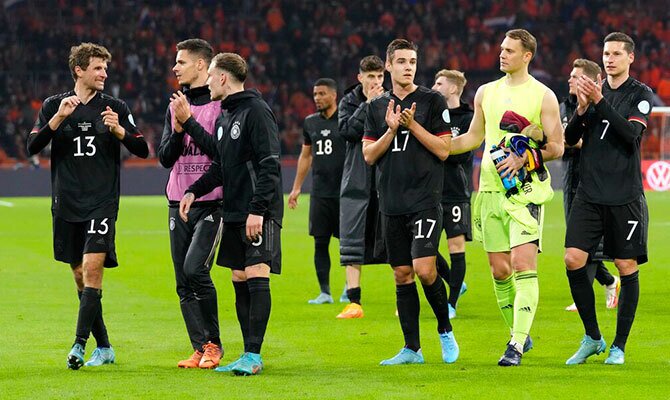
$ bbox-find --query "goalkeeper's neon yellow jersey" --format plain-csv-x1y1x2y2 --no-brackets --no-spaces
479,75,548,191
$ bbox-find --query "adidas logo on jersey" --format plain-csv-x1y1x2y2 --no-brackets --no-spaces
518,306,532,313
501,304,513,310
204,214,214,222
520,231,532,235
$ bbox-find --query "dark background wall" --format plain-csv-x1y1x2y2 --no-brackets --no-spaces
0,163,311,197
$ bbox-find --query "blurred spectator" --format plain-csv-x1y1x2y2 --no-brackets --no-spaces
0,0,667,164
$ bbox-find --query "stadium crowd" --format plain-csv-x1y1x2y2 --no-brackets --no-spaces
1,0,668,166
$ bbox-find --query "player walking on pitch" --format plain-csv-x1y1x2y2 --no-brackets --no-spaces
158,38,223,369
450,29,564,366
27,43,149,369
363,39,459,365
288,78,345,305
564,32,653,366
180,52,283,376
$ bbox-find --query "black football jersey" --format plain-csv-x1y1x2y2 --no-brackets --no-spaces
567,78,653,205
302,111,345,198
28,91,147,221
364,86,450,215
442,102,474,202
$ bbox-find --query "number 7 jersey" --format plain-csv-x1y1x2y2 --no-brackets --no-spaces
28,91,148,221
569,77,654,205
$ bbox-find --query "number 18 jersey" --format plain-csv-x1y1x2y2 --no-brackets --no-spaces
302,111,345,198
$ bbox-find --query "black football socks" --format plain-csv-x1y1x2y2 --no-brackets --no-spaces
436,253,450,284
396,282,421,352
448,252,466,308
422,276,452,334
75,287,102,347
233,281,251,351
346,287,362,305
567,267,601,340
314,236,331,295
613,271,639,351
246,277,271,354
78,290,111,348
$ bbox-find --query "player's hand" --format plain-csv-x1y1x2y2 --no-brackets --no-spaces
575,84,590,115
179,192,195,222
385,99,401,133
246,214,264,242
366,85,385,103
399,102,416,128
577,74,603,105
496,148,527,178
56,96,81,118
171,105,184,133
101,106,125,139
288,189,300,209
170,91,192,124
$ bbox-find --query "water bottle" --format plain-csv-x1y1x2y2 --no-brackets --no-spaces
490,145,517,192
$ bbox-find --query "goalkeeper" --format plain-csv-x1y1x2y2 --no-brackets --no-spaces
450,29,564,366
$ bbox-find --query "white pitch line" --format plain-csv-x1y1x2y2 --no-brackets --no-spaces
0,200,14,207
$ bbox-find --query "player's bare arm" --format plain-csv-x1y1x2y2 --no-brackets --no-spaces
451,85,486,155
101,106,126,140
400,102,451,161
362,99,400,165
48,96,81,130
539,89,564,161
288,144,313,209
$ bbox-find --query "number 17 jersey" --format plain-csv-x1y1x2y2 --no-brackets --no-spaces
364,86,450,215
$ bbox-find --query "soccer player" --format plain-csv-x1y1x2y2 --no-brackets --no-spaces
450,29,564,366
288,78,345,305
564,32,653,365
337,55,386,318
26,43,149,369
158,38,223,369
560,59,619,313
431,69,474,319
363,39,458,365
180,52,282,376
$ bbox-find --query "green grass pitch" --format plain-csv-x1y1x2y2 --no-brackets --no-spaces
1,193,669,399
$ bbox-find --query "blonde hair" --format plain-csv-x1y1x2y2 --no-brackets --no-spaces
435,69,467,96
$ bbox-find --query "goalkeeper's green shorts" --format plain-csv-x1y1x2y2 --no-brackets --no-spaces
473,191,545,253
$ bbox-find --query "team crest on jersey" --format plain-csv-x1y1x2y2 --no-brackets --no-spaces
638,100,650,114
442,109,451,123
320,129,331,137
78,122,92,132
169,217,175,231
231,121,241,139
128,113,136,127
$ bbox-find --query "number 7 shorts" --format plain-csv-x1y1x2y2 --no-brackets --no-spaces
565,194,648,264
